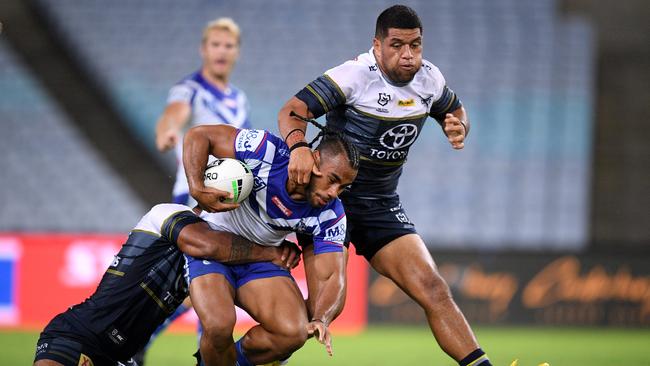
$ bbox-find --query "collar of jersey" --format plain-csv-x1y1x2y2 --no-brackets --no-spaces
193,71,232,100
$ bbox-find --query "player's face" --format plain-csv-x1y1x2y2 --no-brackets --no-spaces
201,29,240,79
373,28,423,83
306,152,357,208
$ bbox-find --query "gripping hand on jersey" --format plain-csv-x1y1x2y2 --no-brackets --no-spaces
288,147,321,186
443,113,466,150
272,240,302,269
191,186,240,213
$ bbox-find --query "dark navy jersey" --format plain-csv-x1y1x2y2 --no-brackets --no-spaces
296,48,461,198
56,206,201,362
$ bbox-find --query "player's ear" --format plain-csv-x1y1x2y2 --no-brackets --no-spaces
312,150,323,177
373,37,381,56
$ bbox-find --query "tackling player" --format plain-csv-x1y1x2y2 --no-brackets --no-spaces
278,5,493,366
182,124,358,366
33,206,300,366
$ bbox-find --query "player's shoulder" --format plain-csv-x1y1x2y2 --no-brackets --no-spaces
170,71,202,90
234,129,286,155
321,198,346,218
414,59,446,93
325,50,378,83
134,203,194,235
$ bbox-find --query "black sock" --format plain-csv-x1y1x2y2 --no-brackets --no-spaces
459,348,492,366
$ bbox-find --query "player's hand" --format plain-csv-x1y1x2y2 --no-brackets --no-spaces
191,186,240,213
288,147,317,186
156,128,180,152
443,113,466,150
307,320,333,356
273,240,302,269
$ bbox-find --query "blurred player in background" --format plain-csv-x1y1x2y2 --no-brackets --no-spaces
155,17,251,206
183,124,358,366
147,17,250,365
33,204,300,366
279,5,493,366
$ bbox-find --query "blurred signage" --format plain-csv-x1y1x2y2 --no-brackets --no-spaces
369,252,650,326
0,233,368,333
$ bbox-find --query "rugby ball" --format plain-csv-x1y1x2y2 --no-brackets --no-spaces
203,158,254,204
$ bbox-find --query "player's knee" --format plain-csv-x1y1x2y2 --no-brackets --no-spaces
271,321,308,356
200,312,236,345
416,270,454,306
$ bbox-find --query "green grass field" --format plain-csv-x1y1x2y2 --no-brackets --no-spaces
5,326,650,365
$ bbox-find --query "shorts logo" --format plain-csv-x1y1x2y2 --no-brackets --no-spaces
379,124,418,150
397,99,415,107
377,93,392,107
78,353,94,366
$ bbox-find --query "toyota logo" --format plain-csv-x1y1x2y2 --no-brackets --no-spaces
379,124,418,149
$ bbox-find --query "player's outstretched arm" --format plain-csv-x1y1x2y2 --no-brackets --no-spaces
155,102,191,152
278,96,316,186
177,220,301,268
443,106,470,150
183,124,239,212
303,245,348,356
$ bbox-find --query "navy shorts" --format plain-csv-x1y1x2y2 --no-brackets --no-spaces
34,313,135,366
342,194,417,261
184,256,292,289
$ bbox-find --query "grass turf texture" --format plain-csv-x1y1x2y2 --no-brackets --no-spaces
4,326,649,365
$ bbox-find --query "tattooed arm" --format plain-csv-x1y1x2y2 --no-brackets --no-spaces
177,220,301,268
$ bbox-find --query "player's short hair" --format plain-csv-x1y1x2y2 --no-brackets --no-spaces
315,133,360,171
202,17,241,44
375,5,422,39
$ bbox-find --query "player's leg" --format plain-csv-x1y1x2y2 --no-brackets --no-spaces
235,266,308,365
369,233,490,365
186,257,237,366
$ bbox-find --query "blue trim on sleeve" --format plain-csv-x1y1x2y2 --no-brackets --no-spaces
313,242,344,255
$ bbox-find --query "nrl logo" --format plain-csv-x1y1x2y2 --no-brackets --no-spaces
377,92,391,107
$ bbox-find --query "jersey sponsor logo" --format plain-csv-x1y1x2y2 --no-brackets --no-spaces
398,99,415,107
369,64,378,72
420,95,432,107
379,124,418,150
35,342,48,356
377,92,392,107
272,196,293,217
236,129,265,152
324,222,346,243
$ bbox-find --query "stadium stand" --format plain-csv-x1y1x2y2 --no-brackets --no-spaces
0,41,146,232
26,0,594,248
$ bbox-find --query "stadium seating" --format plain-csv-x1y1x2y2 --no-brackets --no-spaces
24,0,594,248
0,41,146,232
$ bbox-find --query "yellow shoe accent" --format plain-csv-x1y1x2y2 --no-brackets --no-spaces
510,360,519,366
538,363,550,366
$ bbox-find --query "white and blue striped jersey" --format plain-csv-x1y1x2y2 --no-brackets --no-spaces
167,71,251,201
199,129,346,254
